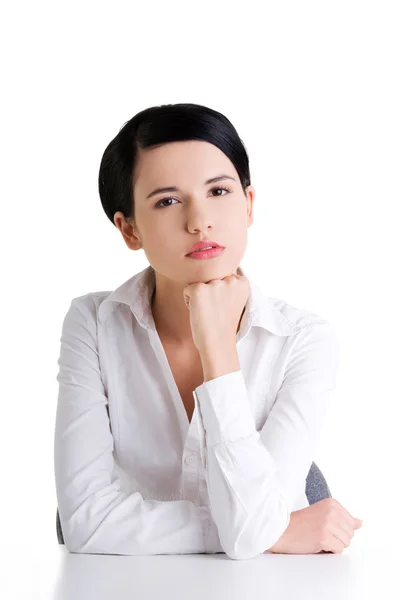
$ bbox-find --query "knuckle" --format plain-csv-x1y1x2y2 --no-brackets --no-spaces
328,507,337,520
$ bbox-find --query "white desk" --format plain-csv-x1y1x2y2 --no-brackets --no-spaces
2,525,397,600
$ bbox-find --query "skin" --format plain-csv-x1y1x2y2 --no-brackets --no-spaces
113,140,256,353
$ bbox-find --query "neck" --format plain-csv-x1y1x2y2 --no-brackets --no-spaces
151,286,194,346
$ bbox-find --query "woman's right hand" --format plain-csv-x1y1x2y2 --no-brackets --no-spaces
268,498,363,555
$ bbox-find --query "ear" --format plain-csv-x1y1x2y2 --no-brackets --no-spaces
245,185,256,227
114,212,143,251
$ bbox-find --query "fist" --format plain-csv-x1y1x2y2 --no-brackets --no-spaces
268,498,363,555
182,273,250,354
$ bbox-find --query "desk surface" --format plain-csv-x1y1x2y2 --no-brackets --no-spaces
2,530,396,600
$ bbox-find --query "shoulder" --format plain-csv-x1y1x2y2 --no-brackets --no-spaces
263,295,340,356
61,290,113,329
267,296,332,328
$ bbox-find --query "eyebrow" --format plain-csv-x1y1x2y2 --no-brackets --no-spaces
145,174,237,201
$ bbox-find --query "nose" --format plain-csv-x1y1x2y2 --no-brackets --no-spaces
186,209,213,234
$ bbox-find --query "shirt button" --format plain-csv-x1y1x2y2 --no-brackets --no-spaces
184,454,195,465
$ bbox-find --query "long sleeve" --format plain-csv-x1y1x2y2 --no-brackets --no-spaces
193,321,340,560
54,298,219,555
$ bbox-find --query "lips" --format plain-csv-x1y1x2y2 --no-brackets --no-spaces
186,240,224,255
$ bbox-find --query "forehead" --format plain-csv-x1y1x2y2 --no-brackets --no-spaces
134,140,236,190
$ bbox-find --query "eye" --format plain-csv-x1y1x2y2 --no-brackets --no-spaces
154,197,178,209
154,186,231,209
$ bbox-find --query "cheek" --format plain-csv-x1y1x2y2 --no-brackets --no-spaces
228,215,249,239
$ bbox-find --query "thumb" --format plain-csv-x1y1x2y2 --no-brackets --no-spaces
355,518,363,528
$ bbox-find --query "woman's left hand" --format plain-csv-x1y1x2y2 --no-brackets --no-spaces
182,273,250,356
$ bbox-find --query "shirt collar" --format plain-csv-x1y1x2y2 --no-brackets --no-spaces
97,264,304,337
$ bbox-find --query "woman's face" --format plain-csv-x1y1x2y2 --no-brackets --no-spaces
115,140,255,284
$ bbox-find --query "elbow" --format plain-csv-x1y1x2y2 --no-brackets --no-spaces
220,503,291,560
219,527,271,560
222,534,267,561
62,525,87,554
64,530,102,555
59,515,95,554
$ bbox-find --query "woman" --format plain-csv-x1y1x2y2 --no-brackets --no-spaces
54,103,356,559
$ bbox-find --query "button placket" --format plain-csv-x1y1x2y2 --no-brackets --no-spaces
184,453,195,465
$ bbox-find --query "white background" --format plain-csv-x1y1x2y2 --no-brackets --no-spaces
1,1,399,597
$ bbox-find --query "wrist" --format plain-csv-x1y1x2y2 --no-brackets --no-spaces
265,512,297,554
200,346,240,382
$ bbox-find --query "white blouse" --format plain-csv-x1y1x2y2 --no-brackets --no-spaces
54,264,340,560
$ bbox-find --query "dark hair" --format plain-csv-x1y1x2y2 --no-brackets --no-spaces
98,103,251,226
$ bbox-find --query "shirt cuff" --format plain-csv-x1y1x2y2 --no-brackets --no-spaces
193,370,256,449
204,514,225,553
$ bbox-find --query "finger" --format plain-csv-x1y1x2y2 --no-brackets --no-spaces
321,532,345,554
334,499,361,530
330,539,345,554
331,521,353,550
